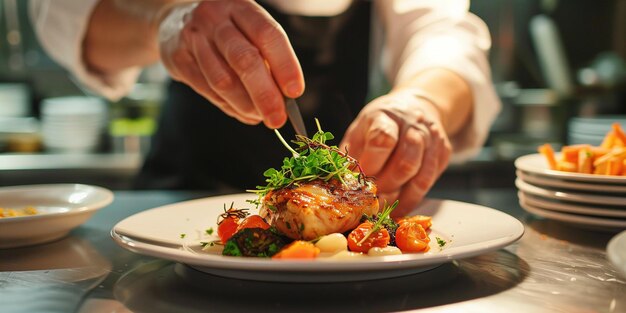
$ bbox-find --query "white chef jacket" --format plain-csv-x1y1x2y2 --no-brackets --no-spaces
28,0,500,161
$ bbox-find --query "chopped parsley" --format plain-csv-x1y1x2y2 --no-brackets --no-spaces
206,228,214,235
180,233,186,239
436,237,447,249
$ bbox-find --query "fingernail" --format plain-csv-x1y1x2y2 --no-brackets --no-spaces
285,81,303,97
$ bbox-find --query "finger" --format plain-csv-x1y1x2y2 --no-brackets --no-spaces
358,113,399,177
340,121,366,161
376,123,429,193
395,131,442,217
231,1,304,98
174,56,241,121
213,21,286,128
190,32,261,123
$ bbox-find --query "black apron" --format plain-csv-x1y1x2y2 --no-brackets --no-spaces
135,1,372,190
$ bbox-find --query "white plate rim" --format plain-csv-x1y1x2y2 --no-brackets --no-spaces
515,153,626,185
519,201,626,228
0,184,114,224
516,170,626,193
111,194,525,274
607,231,626,279
515,179,626,207
518,191,626,218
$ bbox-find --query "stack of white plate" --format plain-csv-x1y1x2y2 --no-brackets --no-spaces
515,153,626,232
568,116,626,145
40,96,107,153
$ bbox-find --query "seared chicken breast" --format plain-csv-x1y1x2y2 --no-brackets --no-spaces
261,175,379,240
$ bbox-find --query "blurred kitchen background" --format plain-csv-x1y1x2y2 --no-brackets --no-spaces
0,0,624,190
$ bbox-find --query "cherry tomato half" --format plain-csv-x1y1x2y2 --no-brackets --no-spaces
347,221,390,253
236,215,270,233
395,221,430,253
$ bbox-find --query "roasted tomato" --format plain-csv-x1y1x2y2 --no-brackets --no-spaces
236,215,270,232
347,221,390,253
395,221,430,252
217,216,239,243
395,215,432,230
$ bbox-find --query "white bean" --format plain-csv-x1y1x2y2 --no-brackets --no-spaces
315,233,348,253
367,246,402,256
329,250,366,260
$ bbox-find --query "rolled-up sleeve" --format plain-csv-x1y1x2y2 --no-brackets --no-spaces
29,0,141,100
376,0,501,162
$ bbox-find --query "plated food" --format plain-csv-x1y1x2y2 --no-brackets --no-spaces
0,207,37,218
204,121,435,259
538,122,626,175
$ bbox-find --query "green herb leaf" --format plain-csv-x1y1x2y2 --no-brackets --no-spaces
358,200,399,245
249,119,366,201
180,233,186,239
436,237,447,248
206,228,214,235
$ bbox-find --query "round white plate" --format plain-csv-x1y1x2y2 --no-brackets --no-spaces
519,201,626,231
607,231,626,279
515,153,626,185
111,193,524,282
516,170,626,194
515,179,626,207
0,184,114,248
518,192,626,218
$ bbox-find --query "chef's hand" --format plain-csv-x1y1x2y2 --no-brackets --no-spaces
158,0,304,128
341,91,451,217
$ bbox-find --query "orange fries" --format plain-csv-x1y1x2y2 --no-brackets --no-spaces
539,123,626,176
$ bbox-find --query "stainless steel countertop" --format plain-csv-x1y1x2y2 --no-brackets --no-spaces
1,189,624,313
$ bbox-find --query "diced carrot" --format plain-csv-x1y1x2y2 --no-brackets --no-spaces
601,131,616,149
556,161,577,172
612,123,626,147
578,148,593,174
562,144,590,164
272,241,320,259
608,157,624,176
594,161,608,175
538,144,557,170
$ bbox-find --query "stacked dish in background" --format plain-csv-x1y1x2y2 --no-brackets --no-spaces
515,153,626,232
568,116,626,145
40,96,108,153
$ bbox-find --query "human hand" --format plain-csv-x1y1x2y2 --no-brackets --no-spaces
341,91,452,216
158,0,305,128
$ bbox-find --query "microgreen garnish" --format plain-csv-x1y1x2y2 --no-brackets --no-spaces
249,119,366,200
217,202,249,225
206,228,214,235
358,200,399,245
436,237,447,249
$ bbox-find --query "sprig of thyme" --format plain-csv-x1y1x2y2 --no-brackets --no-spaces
357,200,399,245
249,119,365,199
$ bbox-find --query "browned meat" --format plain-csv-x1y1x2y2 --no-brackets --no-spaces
261,176,379,240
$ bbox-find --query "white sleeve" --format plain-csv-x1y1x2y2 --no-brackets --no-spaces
29,0,141,101
376,0,501,162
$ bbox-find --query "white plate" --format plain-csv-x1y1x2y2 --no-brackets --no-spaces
0,184,114,248
607,231,626,279
111,193,524,282
516,170,626,194
518,192,626,218
515,179,626,207
515,153,626,185
519,201,626,231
